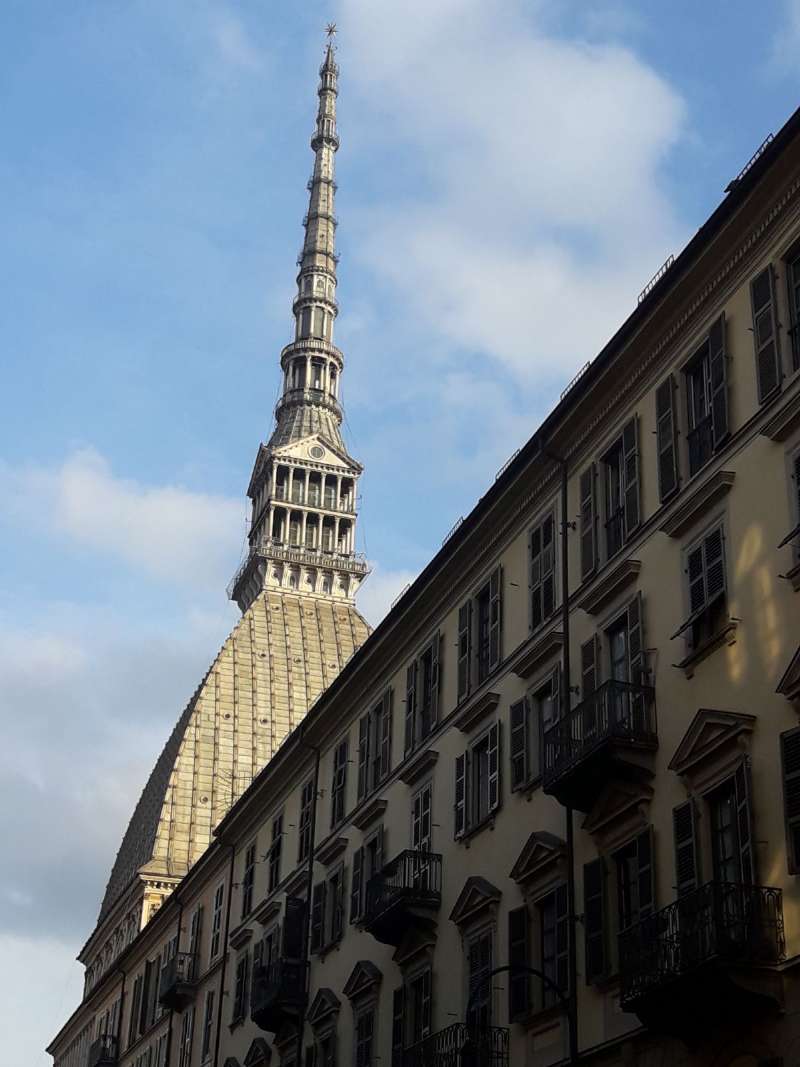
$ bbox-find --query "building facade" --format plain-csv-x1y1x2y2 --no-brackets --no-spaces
50,39,800,1067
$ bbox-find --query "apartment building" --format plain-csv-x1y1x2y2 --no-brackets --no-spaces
49,40,800,1067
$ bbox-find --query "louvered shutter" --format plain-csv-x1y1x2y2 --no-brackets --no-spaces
391,986,405,1067
530,524,542,629
708,314,729,447
310,881,326,953
687,543,706,615
579,465,597,579
781,729,800,873
138,961,152,1035
375,824,385,870
379,690,393,780
735,760,755,884
405,661,417,755
510,699,527,790
454,753,467,837
420,969,432,1038
751,266,781,402
673,801,699,896
637,827,655,919
429,634,440,727
128,976,142,1047
508,906,530,1018
583,858,607,983
655,375,679,501
350,846,364,922
551,663,562,721
789,253,800,372
488,722,501,813
332,868,346,942
489,567,503,670
530,515,555,630
555,883,569,995
357,714,369,800
581,636,599,697
627,593,646,729
704,526,726,607
622,417,641,535
542,514,555,619
457,601,471,699
283,896,305,959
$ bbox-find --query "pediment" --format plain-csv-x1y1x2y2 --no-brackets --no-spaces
223,1060,241,1067
392,923,437,967
272,434,360,472
343,960,383,1002
449,876,501,927
244,1039,272,1067
307,987,341,1029
777,644,800,703
509,832,566,887
668,708,756,777
582,780,653,840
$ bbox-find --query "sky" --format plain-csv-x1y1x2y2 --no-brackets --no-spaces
1,0,798,1061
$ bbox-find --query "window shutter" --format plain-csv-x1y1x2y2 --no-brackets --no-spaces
508,906,530,1018
379,690,393,780
305,1047,317,1067
626,593,645,684
673,801,699,896
391,986,405,1067
457,601,471,699
655,375,679,501
405,662,417,754
583,858,607,983
542,514,555,620
703,526,726,606
509,699,528,790
795,451,800,530
550,663,562,722
128,976,142,1048
420,969,433,1038
252,935,264,974
489,566,503,670
375,824,385,870
310,882,326,953
708,313,729,447
283,896,305,959
781,729,800,874
530,515,555,630
488,721,501,813
138,963,151,1035
350,846,364,923
581,636,598,697
429,634,440,727
687,543,706,615
636,826,655,919
751,266,781,402
622,417,641,535
454,753,467,837
332,868,346,942
357,714,369,801
555,883,569,996
735,759,755,884
579,465,597,579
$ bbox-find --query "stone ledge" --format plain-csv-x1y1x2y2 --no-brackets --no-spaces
510,628,564,680
574,559,641,616
760,382,800,441
351,796,388,832
454,691,501,733
674,619,739,678
660,469,735,538
398,749,439,787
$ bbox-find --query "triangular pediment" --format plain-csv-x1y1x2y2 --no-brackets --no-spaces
778,644,800,702
449,876,501,927
243,1039,272,1067
273,433,361,473
392,923,437,967
509,832,566,886
582,780,653,838
307,988,341,1029
668,708,756,777
343,960,383,1002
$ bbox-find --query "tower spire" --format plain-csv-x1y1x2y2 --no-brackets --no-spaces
229,32,368,613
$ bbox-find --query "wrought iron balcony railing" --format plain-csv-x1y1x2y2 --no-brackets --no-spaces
251,959,308,1032
363,850,442,946
619,881,785,1011
403,1024,509,1067
543,679,657,787
158,952,196,1011
88,1034,118,1067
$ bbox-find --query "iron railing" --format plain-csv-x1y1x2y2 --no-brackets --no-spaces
543,679,656,784
227,543,368,597
688,413,714,476
364,850,442,926
619,882,785,1009
250,959,308,1021
275,387,341,418
403,1024,509,1067
88,1034,118,1067
158,952,196,1005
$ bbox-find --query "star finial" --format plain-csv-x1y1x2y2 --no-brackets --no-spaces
325,22,337,39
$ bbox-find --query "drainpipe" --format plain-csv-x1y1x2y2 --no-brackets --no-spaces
165,896,183,1067
294,738,322,1067
212,845,237,1067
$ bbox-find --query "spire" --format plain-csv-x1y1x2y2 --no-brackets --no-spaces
229,31,369,614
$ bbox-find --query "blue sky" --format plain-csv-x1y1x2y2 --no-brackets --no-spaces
1,1,799,1061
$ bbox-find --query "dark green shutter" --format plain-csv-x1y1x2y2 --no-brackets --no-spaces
488,722,501,813
622,417,640,535
509,699,527,790
282,895,306,959
489,567,502,670
508,906,530,1018
579,465,597,579
751,266,781,402
583,858,606,983
581,636,599,697
555,883,569,995
781,728,800,874
637,827,655,919
454,753,466,837
735,759,755,884
350,846,364,923
655,375,679,501
457,601,471,699
357,714,369,800
405,663,417,755
379,690,393,780
310,882,326,953
391,986,405,1067
673,801,699,896
429,635,440,727
708,313,729,447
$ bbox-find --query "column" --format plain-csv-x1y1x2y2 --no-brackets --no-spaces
287,467,294,505
334,517,340,554
336,476,342,512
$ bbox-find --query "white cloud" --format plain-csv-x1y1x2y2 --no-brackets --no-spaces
212,10,263,72
357,563,418,627
772,0,800,73
1,448,244,589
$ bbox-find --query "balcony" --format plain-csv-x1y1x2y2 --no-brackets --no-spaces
158,952,196,1013
363,850,442,947
542,679,657,811
251,959,308,1033
620,882,785,1042
88,1035,118,1067
403,1024,509,1067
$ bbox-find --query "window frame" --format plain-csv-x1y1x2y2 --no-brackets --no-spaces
330,736,349,829
675,519,729,653
455,721,502,839
786,241,800,373
510,666,561,792
210,883,224,961
457,567,503,701
268,811,283,893
528,508,557,632
298,777,315,864
240,841,257,920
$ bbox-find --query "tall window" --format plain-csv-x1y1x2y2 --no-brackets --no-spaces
708,764,753,884
457,569,502,700
210,884,224,960
241,843,256,920
529,511,556,631
231,951,250,1024
781,729,800,874
455,724,501,837
178,1006,194,1067
330,738,349,828
466,930,493,1029
539,886,569,1008
405,635,441,756
298,778,315,863
788,247,800,372
750,265,781,402
510,668,560,791
200,989,215,1061
613,831,653,932
268,812,283,893
408,969,433,1045
350,826,385,923
412,783,432,852
674,523,727,653
602,418,640,560
358,690,393,799
354,1007,375,1067
187,906,203,980
684,315,728,476
311,865,346,953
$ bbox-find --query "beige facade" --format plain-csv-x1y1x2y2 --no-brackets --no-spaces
49,44,800,1067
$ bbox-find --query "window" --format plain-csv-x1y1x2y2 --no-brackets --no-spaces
298,778,315,863
579,465,597,578
602,418,640,559
314,1032,337,1067
539,885,569,1008
655,375,679,502
750,265,781,402
412,783,432,852
200,989,215,1061
155,1034,168,1067
210,884,224,960
351,826,385,923
684,314,728,477
405,636,441,756
781,729,800,874
780,447,800,559
612,830,653,932
510,668,560,790
455,723,501,837
390,969,432,1053
311,864,346,953
127,975,143,1049
788,246,800,373
358,690,393,799
529,511,556,630
330,738,349,828
708,762,754,883
466,930,493,1028
268,812,283,892
178,1006,194,1067
231,951,250,1024
354,1007,375,1067
674,523,727,653
457,568,502,700
241,842,256,920
187,906,203,980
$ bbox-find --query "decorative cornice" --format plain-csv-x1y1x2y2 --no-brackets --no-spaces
342,960,383,1002
510,629,564,680
574,559,641,616
399,749,439,787
351,796,388,832
228,924,253,950
251,899,282,927
659,470,736,538
315,836,348,867
668,708,756,776
454,691,501,734
449,876,502,927
760,381,800,441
